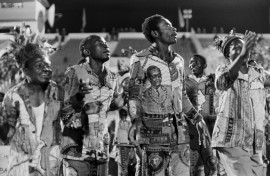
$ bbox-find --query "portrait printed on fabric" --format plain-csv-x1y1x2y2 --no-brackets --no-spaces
142,65,173,114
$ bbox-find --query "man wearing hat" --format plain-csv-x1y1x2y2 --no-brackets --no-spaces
110,72,134,176
213,30,270,176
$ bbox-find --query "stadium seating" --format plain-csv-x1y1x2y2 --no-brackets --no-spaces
198,38,214,48
112,38,150,56
50,39,81,73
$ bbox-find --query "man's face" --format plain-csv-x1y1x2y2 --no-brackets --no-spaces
90,37,110,63
24,56,52,84
149,68,162,88
156,18,177,45
228,39,244,61
189,57,205,77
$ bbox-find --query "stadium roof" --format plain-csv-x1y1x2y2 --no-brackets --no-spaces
0,0,49,7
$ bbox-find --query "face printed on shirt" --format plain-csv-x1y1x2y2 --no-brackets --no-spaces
148,66,162,88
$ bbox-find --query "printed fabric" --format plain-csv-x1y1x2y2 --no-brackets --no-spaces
3,80,62,176
62,62,119,161
213,65,267,152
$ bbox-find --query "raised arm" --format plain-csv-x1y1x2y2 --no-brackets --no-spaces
216,31,258,91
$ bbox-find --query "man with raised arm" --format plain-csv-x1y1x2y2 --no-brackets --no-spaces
213,30,270,176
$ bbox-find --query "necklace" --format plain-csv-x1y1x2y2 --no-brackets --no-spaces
148,86,168,110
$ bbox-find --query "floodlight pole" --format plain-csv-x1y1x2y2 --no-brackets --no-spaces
183,9,192,32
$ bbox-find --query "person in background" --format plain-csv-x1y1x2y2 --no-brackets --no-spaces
108,71,135,176
185,54,218,176
113,107,133,176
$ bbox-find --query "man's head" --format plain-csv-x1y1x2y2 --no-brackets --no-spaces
142,14,177,45
189,54,207,77
147,65,162,88
79,35,110,63
224,38,244,61
214,31,244,61
16,43,52,84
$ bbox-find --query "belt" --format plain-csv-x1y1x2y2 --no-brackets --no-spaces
142,113,181,119
63,150,108,163
142,113,182,127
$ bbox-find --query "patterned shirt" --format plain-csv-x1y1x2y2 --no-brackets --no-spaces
63,62,119,157
129,45,196,145
3,80,62,176
212,65,268,151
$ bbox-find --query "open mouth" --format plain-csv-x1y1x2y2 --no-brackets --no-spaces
104,50,110,55
41,73,51,78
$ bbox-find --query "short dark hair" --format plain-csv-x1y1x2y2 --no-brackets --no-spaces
191,54,207,65
79,35,101,57
16,43,47,68
146,65,161,78
142,14,165,43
